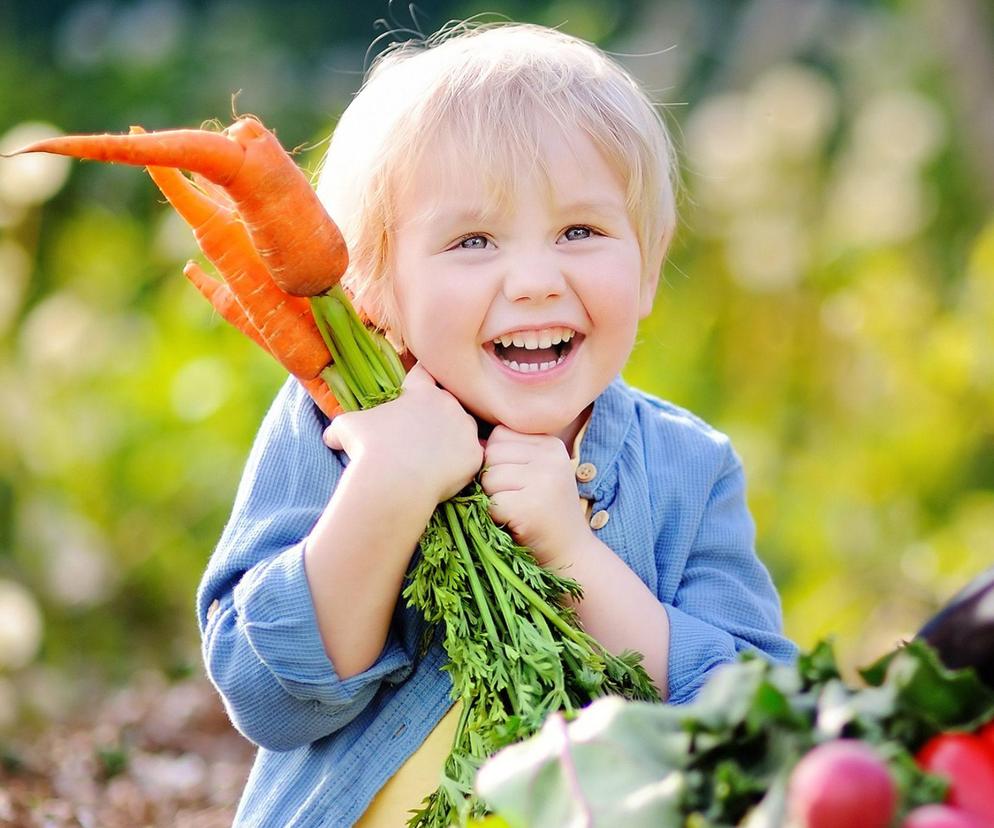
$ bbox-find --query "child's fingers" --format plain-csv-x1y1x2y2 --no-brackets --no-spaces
488,424,547,445
402,361,437,389
486,488,520,527
322,420,344,450
479,464,525,497
485,434,568,466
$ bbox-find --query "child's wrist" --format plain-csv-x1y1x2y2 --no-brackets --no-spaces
343,452,441,522
539,522,599,573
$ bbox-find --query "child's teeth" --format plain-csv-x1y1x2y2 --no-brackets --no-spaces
498,352,569,373
492,327,577,351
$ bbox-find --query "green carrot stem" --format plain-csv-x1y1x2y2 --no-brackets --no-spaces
459,504,519,649
326,284,396,392
475,540,590,651
331,283,381,352
374,331,407,387
312,294,380,398
320,364,360,412
309,297,364,400
343,305,392,390
443,503,502,653
342,308,395,391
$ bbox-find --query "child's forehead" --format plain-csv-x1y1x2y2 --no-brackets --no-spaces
394,122,624,226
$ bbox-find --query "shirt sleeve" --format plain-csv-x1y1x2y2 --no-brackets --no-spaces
662,442,797,705
196,378,414,751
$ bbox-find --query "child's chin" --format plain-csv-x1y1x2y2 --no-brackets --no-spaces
494,409,579,440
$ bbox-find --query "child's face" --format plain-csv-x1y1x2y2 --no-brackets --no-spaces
390,125,656,444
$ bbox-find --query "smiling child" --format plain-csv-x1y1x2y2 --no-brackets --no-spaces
196,22,797,827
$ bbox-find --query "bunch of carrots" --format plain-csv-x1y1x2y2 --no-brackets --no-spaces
10,116,657,827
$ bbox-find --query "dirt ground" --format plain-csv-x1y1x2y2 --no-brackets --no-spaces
0,672,256,828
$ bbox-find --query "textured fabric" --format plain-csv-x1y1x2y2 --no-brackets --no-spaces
197,375,797,827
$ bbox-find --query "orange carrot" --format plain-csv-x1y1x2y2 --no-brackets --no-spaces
184,261,342,419
183,260,271,352
10,116,347,297
146,161,331,380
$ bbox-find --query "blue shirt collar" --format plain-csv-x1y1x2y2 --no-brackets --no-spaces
575,376,634,501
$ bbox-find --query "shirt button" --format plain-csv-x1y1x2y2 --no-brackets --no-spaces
575,462,597,483
589,509,610,530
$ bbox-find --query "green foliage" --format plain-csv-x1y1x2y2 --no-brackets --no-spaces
474,640,992,826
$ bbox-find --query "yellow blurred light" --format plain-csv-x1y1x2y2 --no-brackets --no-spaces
749,64,838,160
170,356,231,422
0,123,72,208
921,316,976,394
0,579,43,670
820,290,866,339
925,493,994,594
900,541,940,583
852,90,946,169
825,161,930,246
18,290,103,375
725,212,806,291
685,92,774,177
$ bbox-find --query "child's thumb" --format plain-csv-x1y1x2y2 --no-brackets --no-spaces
322,422,343,451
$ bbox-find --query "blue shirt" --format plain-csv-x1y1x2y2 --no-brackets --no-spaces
197,375,797,827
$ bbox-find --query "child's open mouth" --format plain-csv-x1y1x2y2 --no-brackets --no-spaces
487,326,580,373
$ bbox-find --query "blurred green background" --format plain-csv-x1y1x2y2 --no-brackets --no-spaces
1,0,992,731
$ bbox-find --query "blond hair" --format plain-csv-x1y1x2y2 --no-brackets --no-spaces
316,22,678,342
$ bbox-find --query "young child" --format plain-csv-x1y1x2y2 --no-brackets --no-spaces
197,22,797,827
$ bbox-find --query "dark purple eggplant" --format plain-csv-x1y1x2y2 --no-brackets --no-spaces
916,567,994,688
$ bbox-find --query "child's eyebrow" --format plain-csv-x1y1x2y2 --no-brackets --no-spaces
422,199,626,230
431,207,495,227
554,198,627,218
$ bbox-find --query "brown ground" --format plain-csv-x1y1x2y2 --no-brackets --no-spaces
0,673,256,828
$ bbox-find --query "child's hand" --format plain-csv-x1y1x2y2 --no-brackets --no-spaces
481,426,591,569
323,363,483,506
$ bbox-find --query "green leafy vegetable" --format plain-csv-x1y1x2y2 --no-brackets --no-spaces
475,641,994,827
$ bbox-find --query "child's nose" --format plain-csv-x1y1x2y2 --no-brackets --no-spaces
501,253,567,303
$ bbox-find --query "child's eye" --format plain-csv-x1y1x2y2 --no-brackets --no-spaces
561,226,593,242
455,234,490,250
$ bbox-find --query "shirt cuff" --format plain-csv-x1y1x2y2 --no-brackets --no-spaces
663,603,738,705
231,541,412,705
